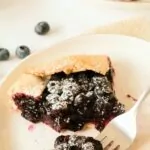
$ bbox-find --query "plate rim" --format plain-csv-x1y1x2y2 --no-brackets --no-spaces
1,34,150,86
1,34,150,147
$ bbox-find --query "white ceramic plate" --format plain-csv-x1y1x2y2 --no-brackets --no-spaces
1,34,150,150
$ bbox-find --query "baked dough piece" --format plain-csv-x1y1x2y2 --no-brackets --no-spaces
8,55,124,132
28,55,111,77
9,55,111,99
8,74,48,98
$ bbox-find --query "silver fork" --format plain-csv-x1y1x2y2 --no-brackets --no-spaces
101,136,120,150
96,88,150,150
97,122,131,150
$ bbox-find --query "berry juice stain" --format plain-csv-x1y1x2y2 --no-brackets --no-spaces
28,124,35,132
10,105,19,112
126,94,137,102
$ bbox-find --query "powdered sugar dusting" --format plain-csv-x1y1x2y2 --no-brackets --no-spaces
54,135,103,150
13,70,125,133
68,135,86,146
46,75,81,111
52,101,68,110
82,142,95,150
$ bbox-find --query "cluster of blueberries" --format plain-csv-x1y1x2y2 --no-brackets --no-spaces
54,135,103,150
0,21,50,60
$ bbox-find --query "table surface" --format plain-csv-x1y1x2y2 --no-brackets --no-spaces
1,0,150,82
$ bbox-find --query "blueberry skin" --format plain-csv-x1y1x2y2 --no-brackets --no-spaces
35,21,50,35
0,48,10,61
16,45,30,59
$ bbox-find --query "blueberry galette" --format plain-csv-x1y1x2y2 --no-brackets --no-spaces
54,135,103,150
9,55,125,132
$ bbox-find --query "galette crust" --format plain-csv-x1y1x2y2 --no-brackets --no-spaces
27,55,111,77
8,74,48,98
9,55,111,98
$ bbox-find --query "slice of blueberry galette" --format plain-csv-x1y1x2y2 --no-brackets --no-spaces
8,55,125,132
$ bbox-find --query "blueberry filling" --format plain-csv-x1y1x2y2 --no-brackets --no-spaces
13,93,45,123
54,135,103,150
13,70,125,132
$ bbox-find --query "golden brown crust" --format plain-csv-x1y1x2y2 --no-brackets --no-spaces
8,74,48,98
27,55,111,77
9,55,111,98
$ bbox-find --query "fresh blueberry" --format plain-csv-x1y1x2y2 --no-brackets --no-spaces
16,45,30,59
35,21,50,35
0,48,10,60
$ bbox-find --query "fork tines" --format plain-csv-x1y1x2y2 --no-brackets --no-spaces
101,136,120,150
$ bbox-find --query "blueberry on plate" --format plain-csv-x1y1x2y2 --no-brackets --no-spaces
35,21,50,35
16,45,30,59
0,48,10,61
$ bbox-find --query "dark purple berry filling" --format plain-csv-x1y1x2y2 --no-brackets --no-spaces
13,93,45,123
13,70,125,132
54,135,103,150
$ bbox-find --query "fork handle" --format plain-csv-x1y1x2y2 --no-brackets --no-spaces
129,87,150,115
114,88,150,141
